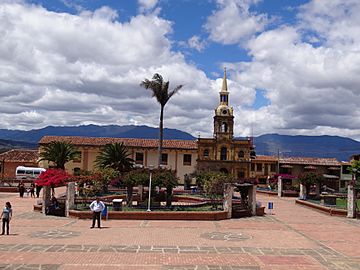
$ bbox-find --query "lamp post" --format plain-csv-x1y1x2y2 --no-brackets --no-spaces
351,168,358,186
147,165,154,212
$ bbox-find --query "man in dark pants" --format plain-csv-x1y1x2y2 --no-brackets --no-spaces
89,197,105,229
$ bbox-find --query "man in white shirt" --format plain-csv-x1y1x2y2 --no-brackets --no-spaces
89,197,105,229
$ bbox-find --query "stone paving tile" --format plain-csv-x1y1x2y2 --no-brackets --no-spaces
1,192,360,270
162,266,260,270
0,265,60,270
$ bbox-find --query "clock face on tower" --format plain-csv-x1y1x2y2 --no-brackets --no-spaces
222,109,227,115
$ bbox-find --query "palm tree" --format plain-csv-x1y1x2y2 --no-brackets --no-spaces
39,141,80,170
95,142,133,173
140,73,183,167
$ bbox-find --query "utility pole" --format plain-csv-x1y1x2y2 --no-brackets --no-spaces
277,149,280,174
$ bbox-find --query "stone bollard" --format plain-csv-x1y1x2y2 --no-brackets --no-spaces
138,185,143,202
248,185,257,216
42,186,51,215
65,182,76,217
223,183,234,219
347,184,356,218
299,183,306,200
277,176,282,197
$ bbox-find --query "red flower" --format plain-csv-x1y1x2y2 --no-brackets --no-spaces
36,169,71,187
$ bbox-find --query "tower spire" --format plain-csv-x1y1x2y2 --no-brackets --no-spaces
221,67,228,92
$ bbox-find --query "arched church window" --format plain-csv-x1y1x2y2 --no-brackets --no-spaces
238,151,244,158
220,147,227,161
220,122,228,133
203,149,209,157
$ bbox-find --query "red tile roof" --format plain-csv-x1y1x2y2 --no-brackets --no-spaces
254,155,278,162
0,149,39,162
279,157,340,166
39,136,198,150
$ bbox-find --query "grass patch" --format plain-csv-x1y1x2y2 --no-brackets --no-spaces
336,198,360,209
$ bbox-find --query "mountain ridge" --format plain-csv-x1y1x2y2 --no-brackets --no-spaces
0,125,359,161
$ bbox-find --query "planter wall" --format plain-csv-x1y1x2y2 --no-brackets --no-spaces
0,187,19,193
68,209,228,220
256,190,277,196
295,199,347,217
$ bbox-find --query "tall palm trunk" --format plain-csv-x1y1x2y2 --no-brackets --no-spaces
158,105,164,168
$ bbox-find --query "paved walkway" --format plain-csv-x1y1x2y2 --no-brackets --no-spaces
0,191,359,269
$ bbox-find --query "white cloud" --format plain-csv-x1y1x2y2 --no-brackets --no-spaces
138,0,158,13
0,1,220,137
205,0,268,45
225,0,360,140
187,35,207,52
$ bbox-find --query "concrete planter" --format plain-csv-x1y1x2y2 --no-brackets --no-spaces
68,209,228,220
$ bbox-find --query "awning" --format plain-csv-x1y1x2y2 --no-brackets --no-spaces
304,165,317,170
323,174,339,179
281,164,293,168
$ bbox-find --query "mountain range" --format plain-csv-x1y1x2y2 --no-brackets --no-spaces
0,125,359,161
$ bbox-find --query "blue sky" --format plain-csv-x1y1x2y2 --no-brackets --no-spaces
0,0,360,140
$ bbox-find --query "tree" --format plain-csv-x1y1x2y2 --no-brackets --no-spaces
39,141,80,169
153,169,178,207
349,160,360,186
123,169,149,206
200,172,235,210
94,168,119,194
298,172,324,196
140,73,183,167
36,169,72,195
95,143,133,173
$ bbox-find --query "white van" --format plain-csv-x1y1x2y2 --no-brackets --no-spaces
15,166,46,180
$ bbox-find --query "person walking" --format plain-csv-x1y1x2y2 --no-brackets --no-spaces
35,184,42,198
30,183,35,198
18,181,25,198
89,197,105,229
1,202,12,235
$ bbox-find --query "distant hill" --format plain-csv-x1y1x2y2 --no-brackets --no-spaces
0,125,195,143
253,134,360,161
0,126,359,161
0,138,36,153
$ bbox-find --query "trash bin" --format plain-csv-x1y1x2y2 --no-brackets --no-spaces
112,199,123,211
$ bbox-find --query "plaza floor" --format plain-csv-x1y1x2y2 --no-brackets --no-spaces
0,191,359,270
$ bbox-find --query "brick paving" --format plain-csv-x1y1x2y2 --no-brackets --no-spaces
0,190,359,269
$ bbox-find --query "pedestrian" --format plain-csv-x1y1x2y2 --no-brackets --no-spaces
18,181,25,198
1,202,12,235
30,183,35,198
89,197,105,229
35,184,42,198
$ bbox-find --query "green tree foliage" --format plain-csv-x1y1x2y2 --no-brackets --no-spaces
197,171,235,209
153,169,178,207
140,73,183,167
39,141,80,169
298,172,324,195
95,142,133,173
349,160,360,185
94,167,119,194
123,169,149,206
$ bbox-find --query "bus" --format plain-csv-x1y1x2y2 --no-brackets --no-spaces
15,166,46,180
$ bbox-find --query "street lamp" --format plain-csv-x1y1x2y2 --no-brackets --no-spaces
147,165,154,212
351,168,358,186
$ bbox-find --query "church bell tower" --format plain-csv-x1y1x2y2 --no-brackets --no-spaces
214,68,234,140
